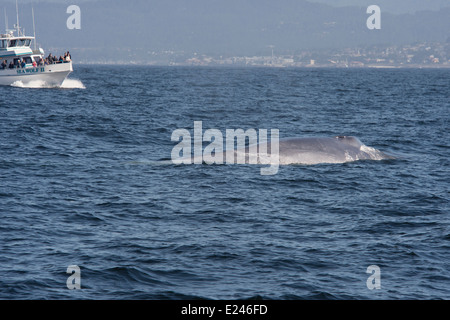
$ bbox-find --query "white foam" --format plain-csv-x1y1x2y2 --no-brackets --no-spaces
360,145,386,160
11,80,52,88
10,78,85,89
60,78,86,89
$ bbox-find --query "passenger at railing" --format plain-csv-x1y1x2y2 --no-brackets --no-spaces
9,61,14,69
1,60,7,70
59,56,64,63
21,59,26,68
44,58,49,65
64,51,72,62
32,60,37,68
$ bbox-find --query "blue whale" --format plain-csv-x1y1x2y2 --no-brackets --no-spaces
195,136,394,165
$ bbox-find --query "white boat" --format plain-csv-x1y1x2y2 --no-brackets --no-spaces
0,5,72,86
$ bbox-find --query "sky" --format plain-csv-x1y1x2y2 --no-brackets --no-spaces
2,0,449,60
5,0,450,14
312,0,450,13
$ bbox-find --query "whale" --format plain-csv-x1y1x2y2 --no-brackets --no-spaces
129,136,393,175
187,136,394,166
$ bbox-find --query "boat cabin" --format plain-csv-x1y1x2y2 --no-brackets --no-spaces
0,31,43,69
0,36,33,49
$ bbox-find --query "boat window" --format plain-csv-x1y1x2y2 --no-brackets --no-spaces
9,39,17,47
23,57,32,64
18,39,26,46
25,39,31,46
0,40,6,48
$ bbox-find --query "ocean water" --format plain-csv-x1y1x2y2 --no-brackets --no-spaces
0,66,448,300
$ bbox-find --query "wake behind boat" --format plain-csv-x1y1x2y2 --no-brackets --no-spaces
0,4,72,87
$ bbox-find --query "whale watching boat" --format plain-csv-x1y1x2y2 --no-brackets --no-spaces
0,3,72,86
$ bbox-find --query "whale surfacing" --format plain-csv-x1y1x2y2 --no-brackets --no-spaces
196,136,393,166
264,136,392,165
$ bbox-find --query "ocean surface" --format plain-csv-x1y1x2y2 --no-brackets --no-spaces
0,66,448,300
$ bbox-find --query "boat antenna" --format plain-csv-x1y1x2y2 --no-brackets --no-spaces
32,6,36,50
4,8,8,33
15,0,20,36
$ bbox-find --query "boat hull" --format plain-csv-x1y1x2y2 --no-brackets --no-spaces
0,62,73,86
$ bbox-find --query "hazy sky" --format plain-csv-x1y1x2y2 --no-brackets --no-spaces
6,0,450,14
3,0,449,58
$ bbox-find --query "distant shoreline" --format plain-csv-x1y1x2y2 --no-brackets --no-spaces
73,62,450,69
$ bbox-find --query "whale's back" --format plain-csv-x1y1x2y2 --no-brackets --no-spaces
258,136,391,165
178,136,393,165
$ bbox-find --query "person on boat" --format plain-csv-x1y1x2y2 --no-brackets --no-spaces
9,61,14,69
59,56,64,63
32,60,37,68
21,59,26,68
0,60,6,70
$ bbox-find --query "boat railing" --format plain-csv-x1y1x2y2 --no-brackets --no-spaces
0,60,71,71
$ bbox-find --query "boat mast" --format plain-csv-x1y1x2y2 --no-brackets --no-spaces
4,8,7,32
15,0,20,36
32,6,36,50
